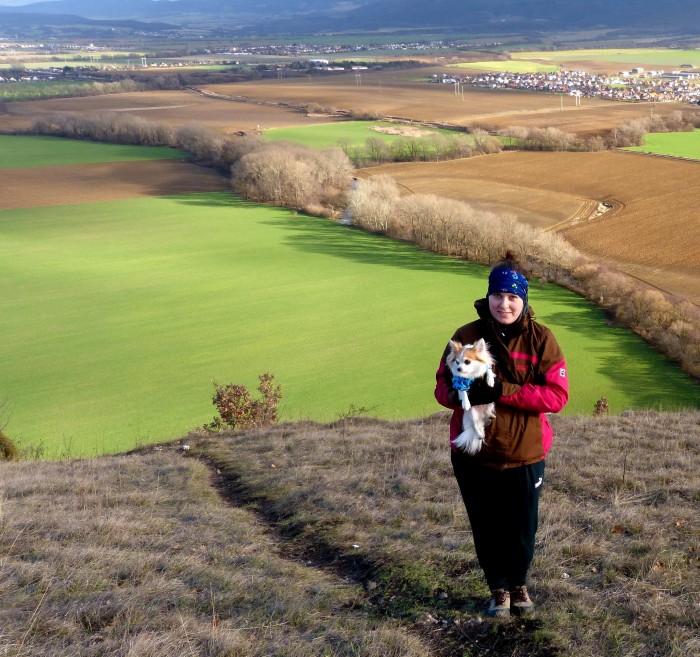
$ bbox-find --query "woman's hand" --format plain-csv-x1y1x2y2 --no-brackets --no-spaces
467,378,503,405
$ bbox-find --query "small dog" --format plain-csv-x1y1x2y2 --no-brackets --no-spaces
445,338,496,454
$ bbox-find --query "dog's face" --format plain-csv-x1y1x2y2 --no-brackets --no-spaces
446,339,492,379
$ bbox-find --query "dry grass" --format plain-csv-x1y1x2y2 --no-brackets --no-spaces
0,451,431,657
192,412,700,657
1,412,698,656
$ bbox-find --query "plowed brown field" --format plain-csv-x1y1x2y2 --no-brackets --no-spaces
0,159,228,210
0,70,687,140
0,89,336,135
362,151,700,303
205,69,687,137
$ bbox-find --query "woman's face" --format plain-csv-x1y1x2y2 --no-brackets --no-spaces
489,292,524,325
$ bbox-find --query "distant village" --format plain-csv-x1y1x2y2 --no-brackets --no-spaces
2,37,699,107
431,68,700,105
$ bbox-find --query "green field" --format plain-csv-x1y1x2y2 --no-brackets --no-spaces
1,189,699,458
0,135,185,168
0,79,99,101
509,48,700,68
263,120,462,149
625,129,700,160
450,61,560,74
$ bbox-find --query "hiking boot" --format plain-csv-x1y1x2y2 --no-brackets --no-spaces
487,589,510,617
510,585,534,615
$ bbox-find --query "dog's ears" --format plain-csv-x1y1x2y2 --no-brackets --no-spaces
474,338,487,353
449,339,463,353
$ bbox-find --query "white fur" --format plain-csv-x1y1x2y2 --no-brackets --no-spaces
445,338,496,455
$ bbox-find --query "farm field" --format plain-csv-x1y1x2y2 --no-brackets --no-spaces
362,150,700,304
0,88,337,135
626,128,700,159
0,133,228,209
204,70,687,137
0,160,228,209
3,137,699,457
0,134,185,168
508,48,700,73
0,67,690,140
263,120,463,148
450,61,560,74
0,80,96,102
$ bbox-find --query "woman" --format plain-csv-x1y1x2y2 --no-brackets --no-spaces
434,253,568,617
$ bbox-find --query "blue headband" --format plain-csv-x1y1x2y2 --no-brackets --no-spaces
488,267,528,301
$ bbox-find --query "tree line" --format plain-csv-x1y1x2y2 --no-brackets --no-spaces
21,112,700,382
308,110,700,167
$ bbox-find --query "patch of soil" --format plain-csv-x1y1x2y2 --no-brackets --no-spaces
370,125,437,137
0,159,228,210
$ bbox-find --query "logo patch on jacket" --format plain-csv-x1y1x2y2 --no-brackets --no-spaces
559,368,566,377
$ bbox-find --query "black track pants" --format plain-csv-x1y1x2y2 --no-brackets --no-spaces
451,453,545,591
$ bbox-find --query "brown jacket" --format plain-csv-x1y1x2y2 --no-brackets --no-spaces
435,299,569,469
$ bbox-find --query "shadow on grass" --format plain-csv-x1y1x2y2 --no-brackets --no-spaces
169,190,254,209
537,291,700,409
267,215,485,276
172,192,700,409
175,191,484,275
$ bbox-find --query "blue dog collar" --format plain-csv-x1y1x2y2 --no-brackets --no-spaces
452,377,473,391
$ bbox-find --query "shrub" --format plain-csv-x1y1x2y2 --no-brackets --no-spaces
0,430,20,461
204,373,282,432
31,113,175,147
230,142,353,214
175,124,225,165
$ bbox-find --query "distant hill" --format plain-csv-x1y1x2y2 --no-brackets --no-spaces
1,0,699,35
0,9,175,31
339,0,700,32
0,0,345,21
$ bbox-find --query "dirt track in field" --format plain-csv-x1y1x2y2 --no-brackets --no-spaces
0,159,228,210
362,151,700,303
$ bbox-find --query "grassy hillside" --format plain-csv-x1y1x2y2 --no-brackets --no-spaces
2,190,699,458
0,411,697,656
2,136,699,457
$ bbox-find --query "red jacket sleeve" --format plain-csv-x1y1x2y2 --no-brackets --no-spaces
500,358,569,413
